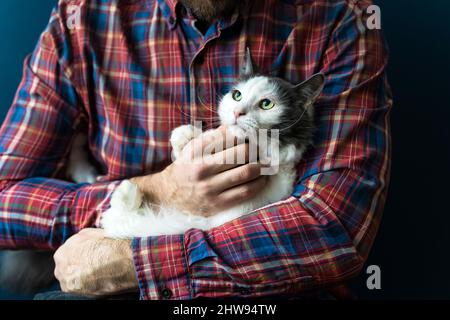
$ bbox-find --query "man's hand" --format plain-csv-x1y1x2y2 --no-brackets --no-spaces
54,228,138,297
132,126,268,216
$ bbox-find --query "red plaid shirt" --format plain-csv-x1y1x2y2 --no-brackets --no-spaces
0,0,391,299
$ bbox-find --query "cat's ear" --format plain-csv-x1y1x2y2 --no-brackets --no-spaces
240,47,255,77
294,73,325,103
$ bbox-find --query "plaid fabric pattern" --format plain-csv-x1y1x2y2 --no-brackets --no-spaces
0,0,391,299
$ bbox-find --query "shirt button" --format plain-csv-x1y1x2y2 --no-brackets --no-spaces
161,288,172,299
240,288,251,296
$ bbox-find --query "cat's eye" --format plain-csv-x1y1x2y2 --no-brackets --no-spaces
232,90,242,101
259,99,275,110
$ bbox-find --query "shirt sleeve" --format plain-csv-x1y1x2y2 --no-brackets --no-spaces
132,1,392,300
0,3,120,250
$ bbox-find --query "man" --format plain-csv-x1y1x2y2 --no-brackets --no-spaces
0,0,391,299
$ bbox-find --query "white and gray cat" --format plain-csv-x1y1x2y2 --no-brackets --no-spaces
101,50,324,238
0,49,324,292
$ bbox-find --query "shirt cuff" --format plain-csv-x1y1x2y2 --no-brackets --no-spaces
87,180,122,228
132,234,191,300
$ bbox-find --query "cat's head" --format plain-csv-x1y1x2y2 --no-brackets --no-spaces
218,49,325,147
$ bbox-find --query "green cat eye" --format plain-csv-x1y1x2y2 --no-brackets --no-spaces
260,99,275,110
232,90,242,101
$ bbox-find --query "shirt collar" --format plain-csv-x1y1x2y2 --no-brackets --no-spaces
163,0,178,16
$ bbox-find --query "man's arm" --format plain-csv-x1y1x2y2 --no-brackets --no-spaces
0,4,119,250
131,1,392,299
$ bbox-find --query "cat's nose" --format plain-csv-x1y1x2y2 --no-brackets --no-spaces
234,111,246,119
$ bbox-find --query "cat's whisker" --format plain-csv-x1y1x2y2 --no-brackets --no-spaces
201,119,222,125
173,105,221,122
197,96,220,115
278,108,308,132
215,93,224,103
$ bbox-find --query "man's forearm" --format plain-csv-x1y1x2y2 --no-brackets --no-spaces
0,177,120,250
130,173,166,206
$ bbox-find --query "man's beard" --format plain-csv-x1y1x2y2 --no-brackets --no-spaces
180,0,240,24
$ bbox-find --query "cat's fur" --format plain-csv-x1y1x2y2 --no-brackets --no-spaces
0,49,324,292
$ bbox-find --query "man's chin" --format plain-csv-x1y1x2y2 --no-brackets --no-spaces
180,0,239,23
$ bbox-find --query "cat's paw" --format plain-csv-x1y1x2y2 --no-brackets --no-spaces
101,180,144,238
109,180,143,211
170,125,200,159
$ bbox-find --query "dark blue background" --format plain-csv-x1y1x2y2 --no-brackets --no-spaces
0,0,449,299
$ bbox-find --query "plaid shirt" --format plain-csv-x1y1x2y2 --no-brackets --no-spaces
0,0,391,299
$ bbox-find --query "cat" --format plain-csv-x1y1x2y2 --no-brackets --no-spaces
100,50,324,238
0,49,324,292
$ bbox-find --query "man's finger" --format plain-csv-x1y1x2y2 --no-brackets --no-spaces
216,176,268,209
201,143,251,176
205,163,263,193
190,126,241,158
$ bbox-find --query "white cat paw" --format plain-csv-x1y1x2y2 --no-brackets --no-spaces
101,180,145,238
170,124,200,159
109,180,143,211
